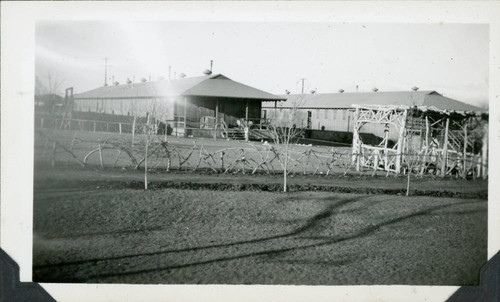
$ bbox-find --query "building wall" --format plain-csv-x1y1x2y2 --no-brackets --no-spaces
75,96,264,129
263,107,400,141
74,97,175,121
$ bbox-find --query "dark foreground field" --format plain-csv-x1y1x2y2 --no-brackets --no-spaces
33,184,487,285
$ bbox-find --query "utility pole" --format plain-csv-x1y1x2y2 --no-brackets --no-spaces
210,60,213,72
300,78,306,94
102,58,114,86
104,58,108,86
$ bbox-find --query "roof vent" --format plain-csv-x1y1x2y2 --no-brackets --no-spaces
203,69,212,75
141,78,147,83
412,86,419,91
178,73,186,78
338,89,344,93
285,90,290,95
126,78,132,84
372,87,379,92
114,81,120,86
310,89,316,94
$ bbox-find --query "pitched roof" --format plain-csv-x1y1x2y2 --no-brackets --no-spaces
74,74,284,101
264,91,484,112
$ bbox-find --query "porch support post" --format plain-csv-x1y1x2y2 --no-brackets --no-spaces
462,120,468,179
245,99,249,122
214,99,219,140
420,115,430,175
395,109,407,174
440,117,450,177
481,122,488,179
351,107,360,171
215,99,219,122
274,101,277,124
184,97,188,137
384,123,389,171
174,98,178,136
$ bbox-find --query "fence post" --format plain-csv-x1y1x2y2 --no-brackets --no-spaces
119,123,122,134
51,141,57,167
132,116,136,147
373,151,379,173
98,144,104,169
93,121,96,132
41,117,44,129
66,133,76,165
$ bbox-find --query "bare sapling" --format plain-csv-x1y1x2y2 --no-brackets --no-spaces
405,94,419,196
268,94,304,192
144,114,150,190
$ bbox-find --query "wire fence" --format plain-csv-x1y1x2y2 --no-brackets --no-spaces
35,129,353,175
35,129,487,179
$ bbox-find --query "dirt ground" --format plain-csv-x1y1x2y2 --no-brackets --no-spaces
33,185,487,285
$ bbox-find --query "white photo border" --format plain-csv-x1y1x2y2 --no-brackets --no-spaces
1,1,499,302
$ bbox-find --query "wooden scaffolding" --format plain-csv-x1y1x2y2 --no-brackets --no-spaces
351,104,488,178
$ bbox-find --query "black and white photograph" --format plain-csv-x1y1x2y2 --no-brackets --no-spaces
1,2,500,302
31,20,489,285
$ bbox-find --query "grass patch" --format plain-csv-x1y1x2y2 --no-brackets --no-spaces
33,188,487,285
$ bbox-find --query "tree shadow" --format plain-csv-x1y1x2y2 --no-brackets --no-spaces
34,197,485,283
34,195,365,270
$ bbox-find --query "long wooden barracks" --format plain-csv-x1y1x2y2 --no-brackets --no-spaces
73,73,285,136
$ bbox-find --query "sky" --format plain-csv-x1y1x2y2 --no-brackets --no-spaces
36,21,489,108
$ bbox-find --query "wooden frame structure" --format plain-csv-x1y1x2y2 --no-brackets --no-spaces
351,104,488,178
